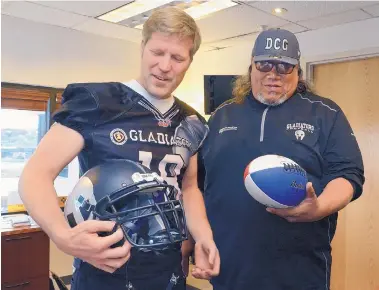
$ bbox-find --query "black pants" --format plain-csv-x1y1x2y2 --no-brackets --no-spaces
71,249,186,290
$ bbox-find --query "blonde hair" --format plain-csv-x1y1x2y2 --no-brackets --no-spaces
142,7,201,59
232,66,252,104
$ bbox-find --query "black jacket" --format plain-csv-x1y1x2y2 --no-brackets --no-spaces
200,91,364,290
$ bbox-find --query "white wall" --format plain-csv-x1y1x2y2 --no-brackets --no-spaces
1,15,141,88
297,17,379,64
176,17,379,116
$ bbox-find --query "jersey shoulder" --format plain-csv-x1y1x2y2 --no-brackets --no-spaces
173,97,209,154
53,82,142,127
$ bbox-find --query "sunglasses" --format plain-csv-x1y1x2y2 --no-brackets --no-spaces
255,61,296,75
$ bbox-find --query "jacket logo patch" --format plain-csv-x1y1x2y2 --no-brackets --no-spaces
286,123,314,141
110,128,127,145
295,130,305,140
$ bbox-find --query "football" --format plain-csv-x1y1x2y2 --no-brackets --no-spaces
244,154,308,208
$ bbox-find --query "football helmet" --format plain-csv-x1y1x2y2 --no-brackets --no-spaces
64,159,188,249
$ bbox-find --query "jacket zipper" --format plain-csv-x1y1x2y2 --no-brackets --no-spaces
260,107,269,142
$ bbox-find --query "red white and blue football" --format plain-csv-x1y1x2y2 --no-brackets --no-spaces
244,154,308,208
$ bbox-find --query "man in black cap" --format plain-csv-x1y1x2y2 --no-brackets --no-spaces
199,28,365,289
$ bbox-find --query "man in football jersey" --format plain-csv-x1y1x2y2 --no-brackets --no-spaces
18,7,219,290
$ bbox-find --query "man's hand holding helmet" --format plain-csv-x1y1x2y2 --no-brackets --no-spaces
55,220,131,273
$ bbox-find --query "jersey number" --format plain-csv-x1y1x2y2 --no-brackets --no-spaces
138,151,184,192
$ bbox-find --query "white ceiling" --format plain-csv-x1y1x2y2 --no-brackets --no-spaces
2,0,379,51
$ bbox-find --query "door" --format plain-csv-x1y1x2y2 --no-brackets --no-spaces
312,56,379,290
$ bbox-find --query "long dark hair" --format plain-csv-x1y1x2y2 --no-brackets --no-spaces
232,64,313,103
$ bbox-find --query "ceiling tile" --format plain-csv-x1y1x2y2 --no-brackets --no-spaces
73,18,142,43
197,3,288,43
278,23,309,34
202,31,259,50
202,22,308,51
247,1,375,22
28,1,133,17
1,0,13,11
362,3,379,16
298,9,371,30
1,1,91,28
2,0,377,48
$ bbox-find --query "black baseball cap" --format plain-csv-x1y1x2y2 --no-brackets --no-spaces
252,28,301,65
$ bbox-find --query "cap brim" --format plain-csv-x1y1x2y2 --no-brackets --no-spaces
254,55,298,65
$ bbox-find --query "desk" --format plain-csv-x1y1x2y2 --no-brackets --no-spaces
1,225,50,290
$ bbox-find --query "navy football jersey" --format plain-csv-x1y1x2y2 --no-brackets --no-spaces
52,81,208,196
52,81,208,279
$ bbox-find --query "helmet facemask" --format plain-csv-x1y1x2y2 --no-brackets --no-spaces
93,173,187,250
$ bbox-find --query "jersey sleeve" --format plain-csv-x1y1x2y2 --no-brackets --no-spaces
52,84,101,144
174,114,209,157
321,109,365,200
